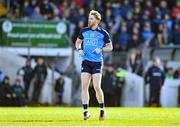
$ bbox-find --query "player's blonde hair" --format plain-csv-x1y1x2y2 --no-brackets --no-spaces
89,10,101,21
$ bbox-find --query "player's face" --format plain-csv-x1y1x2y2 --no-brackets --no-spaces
88,15,98,28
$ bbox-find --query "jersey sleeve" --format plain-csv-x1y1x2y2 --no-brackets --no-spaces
103,30,111,44
78,29,84,40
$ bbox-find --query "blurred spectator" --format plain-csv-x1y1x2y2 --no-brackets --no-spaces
145,57,165,107
153,14,163,30
0,76,15,106
163,60,168,74
111,1,121,18
173,24,180,45
154,23,168,46
32,58,47,102
174,68,180,79
126,11,134,29
11,79,26,106
143,0,156,19
54,74,65,106
31,6,44,21
0,70,5,85
133,1,142,20
121,0,133,19
58,1,68,19
102,64,116,106
116,24,130,50
162,14,173,45
73,0,83,8
115,67,125,106
74,8,86,25
20,60,33,99
40,0,53,20
141,22,154,47
128,26,140,49
105,9,114,30
159,0,170,17
165,67,174,79
65,64,80,105
21,0,34,18
72,20,85,43
174,68,180,106
0,0,6,18
129,50,144,76
172,0,180,18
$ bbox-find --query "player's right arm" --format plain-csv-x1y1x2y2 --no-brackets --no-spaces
75,38,84,57
75,28,84,50
75,38,83,50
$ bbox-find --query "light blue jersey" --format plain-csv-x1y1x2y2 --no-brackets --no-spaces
78,27,111,62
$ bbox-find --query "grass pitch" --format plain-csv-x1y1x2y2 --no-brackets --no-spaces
0,107,179,127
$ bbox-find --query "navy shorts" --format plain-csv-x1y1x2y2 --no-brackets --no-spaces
81,60,103,74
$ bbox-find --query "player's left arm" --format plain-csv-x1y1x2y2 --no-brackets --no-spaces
102,41,113,52
102,30,113,52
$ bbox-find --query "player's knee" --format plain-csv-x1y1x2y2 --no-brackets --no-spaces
94,85,101,92
82,84,88,91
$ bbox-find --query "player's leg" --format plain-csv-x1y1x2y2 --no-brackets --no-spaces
81,72,91,120
92,73,105,120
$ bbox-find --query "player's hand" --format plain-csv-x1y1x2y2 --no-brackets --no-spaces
77,49,84,57
93,48,102,54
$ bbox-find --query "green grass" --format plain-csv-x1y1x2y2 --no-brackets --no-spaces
0,107,179,126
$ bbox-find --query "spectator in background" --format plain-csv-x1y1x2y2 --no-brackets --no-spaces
128,26,140,49
111,1,121,19
32,58,47,102
163,60,168,74
116,24,130,50
21,0,33,19
133,1,142,21
54,74,65,106
155,23,167,46
172,0,180,18
11,79,26,106
102,64,116,106
72,20,85,43
174,68,180,106
20,60,33,99
58,1,68,19
0,71,5,85
104,9,113,28
153,13,163,31
174,68,180,79
173,24,180,45
165,67,174,79
163,13,173,42
143,0,156,19
0,76,15,106
159,0,170,17
0,0,6,18
65,64,80,106
9,0,20,19
31,6,44,21
74,8,86,25
115,67,125,106
129,50,144,76
121,0,133,19
141,22,154,47
125,11,134,29
40,0,53,20
145,57,165,107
